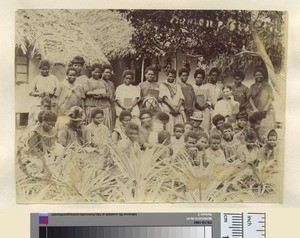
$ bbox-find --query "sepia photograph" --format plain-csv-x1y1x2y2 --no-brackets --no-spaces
15,9,286,203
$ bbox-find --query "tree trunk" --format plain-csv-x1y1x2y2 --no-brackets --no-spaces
250,25,285,97
141,57,145,82
250,24,286,125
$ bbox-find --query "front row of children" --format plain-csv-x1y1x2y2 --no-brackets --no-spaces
26,103,278,174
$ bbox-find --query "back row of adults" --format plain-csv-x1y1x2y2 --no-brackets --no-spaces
29,55,275,135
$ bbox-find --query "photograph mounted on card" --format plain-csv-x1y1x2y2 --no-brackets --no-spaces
15,9,286,203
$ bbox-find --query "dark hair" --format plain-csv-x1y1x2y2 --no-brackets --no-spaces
158,130,171,144
41,96,51,105
178,67,190,77
267,129,278,139
209,133,222,142
66,67,77,75
71,55,85,65
173,123,184,132
194,68,206,79
184,131,199,142
37,110,46,123
222,85,232,91
139,108,152,119
209,67,220,76
220,122,233,132
119,110,132,121
157,112,170,123
236,111,248,120
167,68,176,76
122,70,135,79
233,70,245,80
42,110,57,122
254,67,268,82
39,60,50,69
198,132,208,140
249,112,266,124
145,66,156,74
102,64,113,71
212,114,225,126
125,122,139,134
91,108,104,119
91,63,103,72
245,130,257,142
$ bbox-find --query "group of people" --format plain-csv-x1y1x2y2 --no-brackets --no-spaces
24,55,278,172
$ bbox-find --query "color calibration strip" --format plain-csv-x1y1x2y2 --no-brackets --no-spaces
40,226,212,238
32,213,266,238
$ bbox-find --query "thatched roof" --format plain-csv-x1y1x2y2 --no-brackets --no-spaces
16,10,134,65
76,10,135,59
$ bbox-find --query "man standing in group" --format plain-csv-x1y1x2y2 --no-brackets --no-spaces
138,66,161,115
178,67,195,120
70,55,89,87
102,64,116,128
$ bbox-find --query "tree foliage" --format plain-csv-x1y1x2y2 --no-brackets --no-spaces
120,10,286,73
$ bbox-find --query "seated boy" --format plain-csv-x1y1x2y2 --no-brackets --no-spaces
182,131,205,167
233,111,249,134
28,96,52,127
117,122,141,154
196,132,209,151
171,123,185,156
57,106,89,147
190,111,206,134
233,111,249,144
148,112,170,145
86,107,111,148
209,114,225,135
184,122,193,135
204,133,226,168
220,123,239,162
258,129,278,162
249,111,266,146
112,110,132,144
236,130,260,166
27,110,58,156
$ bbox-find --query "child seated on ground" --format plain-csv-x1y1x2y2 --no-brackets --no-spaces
209,114,225,135
156,130,173,161
233,111,249,144
86,107,111,149
236,130,260,166
184,122,193,135
249,111,266,146
57,106,89,147
182,131,205,167
112,110,132,144
234,111,249,133
27,110,58,156
220,122,239,162
148,112,170,145
190,111,206,134
171,123,185,156
204,133,226,168
117,122,141,154
258,129,278,162
28,96,52,127
196,132,209,152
